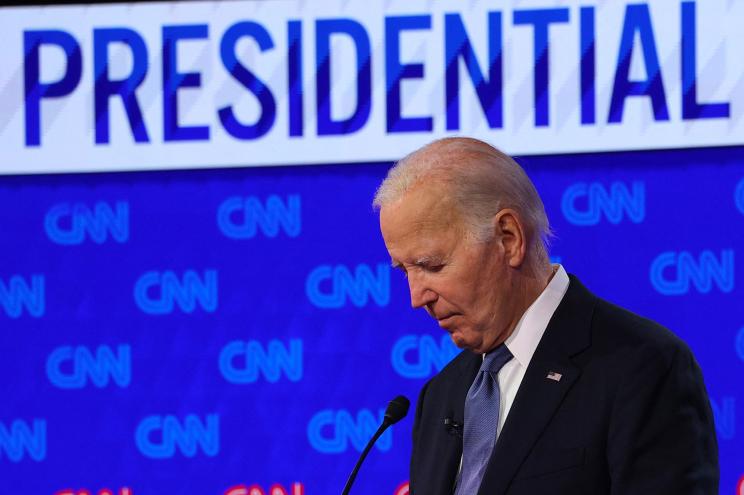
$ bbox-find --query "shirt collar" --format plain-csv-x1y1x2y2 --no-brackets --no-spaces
502,264,570,368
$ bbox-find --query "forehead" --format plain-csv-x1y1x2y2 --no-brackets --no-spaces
379,183,463,251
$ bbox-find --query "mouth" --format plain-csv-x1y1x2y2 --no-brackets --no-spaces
436,314,458,327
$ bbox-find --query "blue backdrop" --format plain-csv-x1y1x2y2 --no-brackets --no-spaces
1,145,742,495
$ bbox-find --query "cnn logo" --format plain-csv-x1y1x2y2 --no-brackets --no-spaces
225,484,304,495
54,489,131,495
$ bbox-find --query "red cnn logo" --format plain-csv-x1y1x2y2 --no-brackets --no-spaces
225,484,304,495
55,490,132,495
394,482,409,495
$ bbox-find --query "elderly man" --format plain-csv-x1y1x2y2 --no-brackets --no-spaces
373,137,718,494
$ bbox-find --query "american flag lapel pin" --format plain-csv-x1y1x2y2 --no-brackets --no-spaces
546,371,562,382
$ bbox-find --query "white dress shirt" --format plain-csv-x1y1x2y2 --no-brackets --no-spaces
496,264,570,437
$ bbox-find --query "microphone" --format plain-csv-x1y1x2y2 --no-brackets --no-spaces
444,417,463,437
341,395,410,495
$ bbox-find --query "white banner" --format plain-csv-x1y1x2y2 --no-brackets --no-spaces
0,0,742,174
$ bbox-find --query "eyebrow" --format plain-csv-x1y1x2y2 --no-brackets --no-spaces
390,256,441,269
414,256,438,266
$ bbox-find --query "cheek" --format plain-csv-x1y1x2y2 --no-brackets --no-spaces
450,280,489,319
439,249,500,315
467,268,506,320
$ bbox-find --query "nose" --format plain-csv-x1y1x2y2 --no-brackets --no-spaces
407,274,437,309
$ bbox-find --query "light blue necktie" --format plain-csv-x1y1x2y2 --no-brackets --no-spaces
455,345,513,495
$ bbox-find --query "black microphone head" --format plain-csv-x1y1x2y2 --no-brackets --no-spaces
384,395,410,425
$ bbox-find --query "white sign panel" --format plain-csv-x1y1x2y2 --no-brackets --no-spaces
0,0,742,174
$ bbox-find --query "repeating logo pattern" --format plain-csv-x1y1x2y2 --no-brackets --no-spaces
134,270,219,314
45,201,129,245
307,409,392,453
0,275,45,318
649,250,735,295
306,264,390,308
1,147,742,494
135,414,220,459
561,181,645,226
219,339,303,384
46,345,131,389
218,195,302,239
0,420,46,462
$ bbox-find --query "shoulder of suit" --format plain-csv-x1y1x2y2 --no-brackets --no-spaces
589,295,695,368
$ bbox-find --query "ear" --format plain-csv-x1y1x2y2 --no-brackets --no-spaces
492,208,527,268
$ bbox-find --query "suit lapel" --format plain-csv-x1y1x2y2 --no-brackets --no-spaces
478,357,580,494
478,276,595,495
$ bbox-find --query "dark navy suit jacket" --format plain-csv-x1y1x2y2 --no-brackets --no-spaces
409,276,719,494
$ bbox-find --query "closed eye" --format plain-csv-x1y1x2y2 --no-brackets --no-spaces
413,259,445,273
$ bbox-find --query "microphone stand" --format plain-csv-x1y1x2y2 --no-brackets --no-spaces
341,395,409,495
341,419,391,495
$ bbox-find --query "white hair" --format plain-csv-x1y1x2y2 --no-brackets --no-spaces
373,137,553,260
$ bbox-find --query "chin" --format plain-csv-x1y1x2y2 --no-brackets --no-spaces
448,332,468,349
449,332,481,353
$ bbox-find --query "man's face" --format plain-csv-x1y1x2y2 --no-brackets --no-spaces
380,183,518,354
